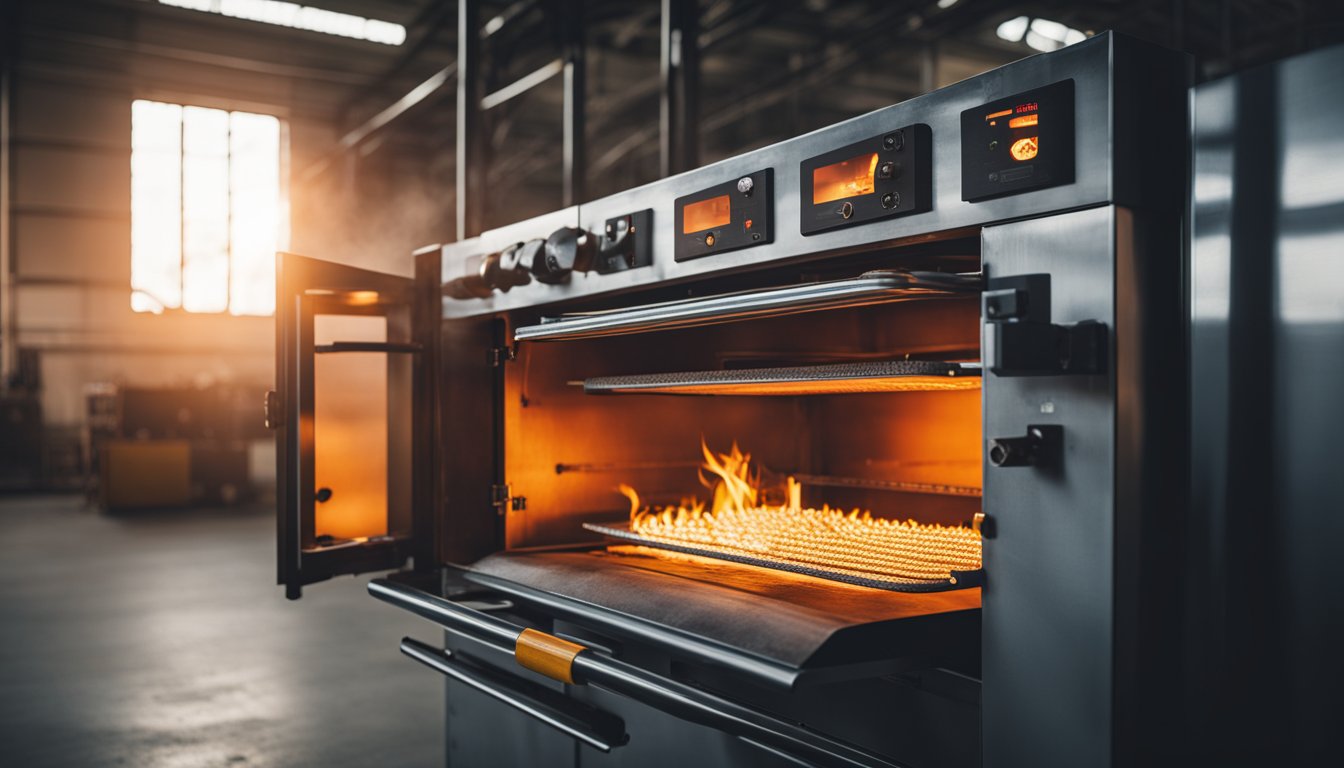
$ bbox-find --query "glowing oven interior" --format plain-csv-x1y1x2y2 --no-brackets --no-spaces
500,277,983,594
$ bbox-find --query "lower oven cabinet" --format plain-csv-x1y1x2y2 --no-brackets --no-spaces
560,620,979,768
441,628,588,768
371,578,978,768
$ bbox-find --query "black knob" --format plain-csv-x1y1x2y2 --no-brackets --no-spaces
533,227,596,284
988,425,1062,467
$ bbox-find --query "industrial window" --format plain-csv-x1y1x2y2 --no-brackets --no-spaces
130,100,287,316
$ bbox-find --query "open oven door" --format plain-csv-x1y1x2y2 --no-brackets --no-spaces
269,252,436,599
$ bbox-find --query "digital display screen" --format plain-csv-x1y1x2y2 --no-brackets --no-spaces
682,194,731,234
1010,136,1039,161
811,152,879,204
986,104,1042,162
961,79,1073,202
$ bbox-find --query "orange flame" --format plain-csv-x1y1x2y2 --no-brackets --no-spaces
620,440,981,585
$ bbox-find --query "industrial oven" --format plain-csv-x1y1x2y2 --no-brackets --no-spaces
270,33,1198,767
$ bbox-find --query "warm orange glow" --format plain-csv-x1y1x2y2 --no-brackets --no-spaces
344,290,381,306
1010,136,1039,161
1008,114,1039,128
682,195,731,234
984,108,1013,120
617,441,981,586
812,152,879,205
313,315,388,541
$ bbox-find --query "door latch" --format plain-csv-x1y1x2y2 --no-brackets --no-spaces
984,274,1106,376
988,424,1063,467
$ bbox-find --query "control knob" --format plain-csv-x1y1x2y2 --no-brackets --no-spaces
442,241,534,299
531,226,596,284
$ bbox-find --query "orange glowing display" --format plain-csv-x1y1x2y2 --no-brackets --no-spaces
1010,136,1039,162
1008,114,1039,129
616,441,982,587
682,194,731,234
812,152,880,205
984,109,1013,121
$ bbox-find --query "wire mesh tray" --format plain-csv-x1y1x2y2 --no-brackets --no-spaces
583,521,983,593
583,360,980,396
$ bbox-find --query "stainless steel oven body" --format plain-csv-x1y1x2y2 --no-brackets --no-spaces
271,32,1203,768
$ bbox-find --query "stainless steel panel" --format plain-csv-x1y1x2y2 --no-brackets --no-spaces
1188,42,1344,765
441,34,1185,319
443,628,580,768
981,206,1116,768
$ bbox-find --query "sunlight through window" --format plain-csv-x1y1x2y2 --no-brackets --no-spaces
131,100,286,316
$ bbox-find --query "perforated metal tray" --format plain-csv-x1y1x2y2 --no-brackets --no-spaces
583,521,983,593
583,360,980,396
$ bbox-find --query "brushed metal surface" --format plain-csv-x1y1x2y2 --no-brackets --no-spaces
1188,43,1344,765
981,206,1117,768
439,33,1184,319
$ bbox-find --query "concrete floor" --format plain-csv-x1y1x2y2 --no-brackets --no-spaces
0,495,443,767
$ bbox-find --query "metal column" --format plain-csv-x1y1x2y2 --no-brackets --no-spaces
1188,43,1344,765
659,0,699,177
456,0,484,240
560,0,585,207
0,0,17,385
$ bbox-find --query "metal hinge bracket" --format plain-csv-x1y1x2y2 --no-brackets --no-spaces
264,390,282,430
491,484,525,514
490,346,517,367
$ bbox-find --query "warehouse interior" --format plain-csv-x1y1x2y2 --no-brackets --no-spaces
1,1,1341,766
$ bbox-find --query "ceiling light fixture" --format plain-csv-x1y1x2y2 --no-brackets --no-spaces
996,15,1087,52
159,0,407,46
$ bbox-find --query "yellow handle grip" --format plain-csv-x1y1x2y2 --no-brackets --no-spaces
515,628,586,684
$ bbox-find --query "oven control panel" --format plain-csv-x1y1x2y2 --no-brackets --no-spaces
441,208,653,298
799,124,932,235
674,169,773,262
960,80,1074,202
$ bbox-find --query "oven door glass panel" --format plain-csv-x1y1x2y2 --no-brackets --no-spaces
274,253,423,599
314,314,392,541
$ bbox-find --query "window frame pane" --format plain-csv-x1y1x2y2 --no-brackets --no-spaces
130,99,285,317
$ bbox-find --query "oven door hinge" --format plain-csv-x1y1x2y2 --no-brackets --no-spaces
983,274,1107,376
490,345,517,367
264,390,282,430
491,484,526,514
